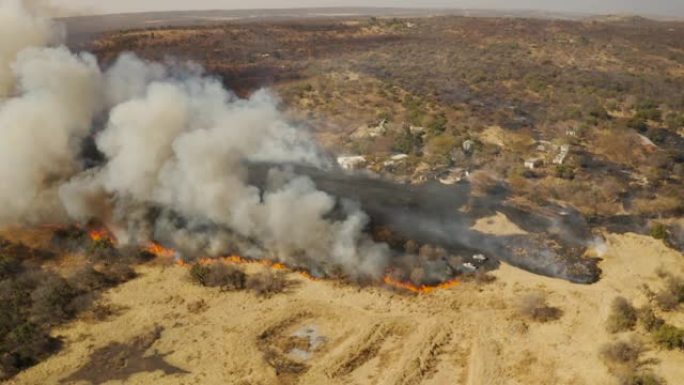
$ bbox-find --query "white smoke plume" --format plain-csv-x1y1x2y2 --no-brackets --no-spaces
0,0,63,96
0,0,389,280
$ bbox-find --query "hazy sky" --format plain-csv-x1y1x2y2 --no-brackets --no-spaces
53,0,684,17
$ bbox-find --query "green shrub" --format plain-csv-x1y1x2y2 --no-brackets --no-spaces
554,165,576,180
606,297,637,333
652,324,684,350
627,117,649,132
649,223,668,240
427,112,448,134
392,126,421,154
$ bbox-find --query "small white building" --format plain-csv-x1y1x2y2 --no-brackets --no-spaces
409,125,426,135
383,153,409,168
553,145,570,165
524,158,544,170
337,156,367,170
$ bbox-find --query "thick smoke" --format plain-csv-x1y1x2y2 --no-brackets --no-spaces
0,0,390,281
0,0,63,96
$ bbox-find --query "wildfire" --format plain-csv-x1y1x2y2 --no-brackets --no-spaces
143,242,176,258
81,226,459,294
213,255,287,271
383,275,460,294
148,242,458,293
88,228,115,244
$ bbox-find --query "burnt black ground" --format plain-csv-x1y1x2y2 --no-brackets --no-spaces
247,163,602,284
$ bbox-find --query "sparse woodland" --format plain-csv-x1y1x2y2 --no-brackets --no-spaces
86,16,684,237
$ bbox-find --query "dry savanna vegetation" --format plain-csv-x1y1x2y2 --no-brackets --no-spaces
80,15,684,246
1,12,682,385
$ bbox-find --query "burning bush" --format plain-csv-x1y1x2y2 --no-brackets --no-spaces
606,297,638,333
87,238,119,262
189,263,246,291
247,270,288,297
517,293,562,322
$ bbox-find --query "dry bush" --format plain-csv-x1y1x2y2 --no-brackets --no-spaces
618,371,665,385
654,291,679,312
464,270,497,284
607,297,638,333
69,267,110,292
186,299,208,314
247,270,288,297
0,254,21,280
593,130,644,167
638,307,665,332
517,293,562,322
100,263,137,284
600,338,664,385
189,263,246,291
631,196,682,216
654,275,684,312
600,339,644,370
0,242,137,380
29,276,78,326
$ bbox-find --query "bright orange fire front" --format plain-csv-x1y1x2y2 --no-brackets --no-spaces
84,227,458,294
383,275,459,294
143,242,176,258
88,228,115,244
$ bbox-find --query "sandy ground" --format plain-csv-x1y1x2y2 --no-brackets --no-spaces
5,215,684,385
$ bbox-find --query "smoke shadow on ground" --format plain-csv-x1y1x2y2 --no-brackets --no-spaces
60,326,188,385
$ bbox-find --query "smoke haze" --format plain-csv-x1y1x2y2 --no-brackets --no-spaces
0,0,396,282
52,0,684,18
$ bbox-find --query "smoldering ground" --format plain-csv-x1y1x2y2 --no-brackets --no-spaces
0,0,601,286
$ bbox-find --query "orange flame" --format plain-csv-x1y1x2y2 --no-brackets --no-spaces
143,242,176,258
88,228,115,244
383,275,459,294
82,226,459,294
